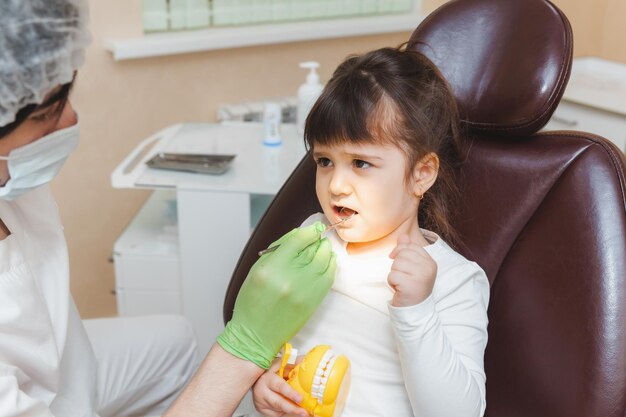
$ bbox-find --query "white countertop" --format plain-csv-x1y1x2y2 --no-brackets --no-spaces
112,122,308,194
564,57,626,116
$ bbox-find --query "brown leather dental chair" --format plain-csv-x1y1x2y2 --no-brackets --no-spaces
223,0,626,416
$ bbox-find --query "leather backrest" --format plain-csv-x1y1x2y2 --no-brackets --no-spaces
456,132,626,416
223,1,626,415
408,0,572,137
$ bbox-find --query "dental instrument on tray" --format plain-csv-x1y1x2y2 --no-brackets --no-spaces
146,152,236,175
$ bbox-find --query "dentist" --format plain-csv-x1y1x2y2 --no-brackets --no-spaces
0,1,335,416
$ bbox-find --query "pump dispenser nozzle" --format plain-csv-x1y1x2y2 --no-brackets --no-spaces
297,61,323,134
299,61,320,84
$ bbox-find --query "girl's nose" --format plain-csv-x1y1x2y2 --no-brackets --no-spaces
329,169,351,196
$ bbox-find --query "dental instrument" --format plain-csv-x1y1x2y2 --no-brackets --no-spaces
257,213,354,256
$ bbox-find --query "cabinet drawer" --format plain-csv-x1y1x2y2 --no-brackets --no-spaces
113,254,180,290
116,288,182,316
545,101,626,152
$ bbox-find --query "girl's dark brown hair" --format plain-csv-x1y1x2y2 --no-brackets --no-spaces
304,45,463,246
0,77,75,139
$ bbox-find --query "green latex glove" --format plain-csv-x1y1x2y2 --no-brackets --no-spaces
217,221,336,369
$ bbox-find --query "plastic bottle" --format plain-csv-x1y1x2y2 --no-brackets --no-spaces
263,102,282,183
297,61,324,134
263,102,282,146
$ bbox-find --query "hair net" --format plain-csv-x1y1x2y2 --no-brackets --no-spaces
0,0,91,127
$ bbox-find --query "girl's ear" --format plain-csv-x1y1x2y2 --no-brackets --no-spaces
412,152,439,198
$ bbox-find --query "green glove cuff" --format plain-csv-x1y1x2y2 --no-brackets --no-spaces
217,321,277,370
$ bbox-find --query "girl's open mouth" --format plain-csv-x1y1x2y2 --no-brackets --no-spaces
333,206,357,219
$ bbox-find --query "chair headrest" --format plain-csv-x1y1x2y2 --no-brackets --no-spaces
409,0,573,137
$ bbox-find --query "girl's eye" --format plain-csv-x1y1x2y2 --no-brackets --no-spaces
353,159,371,169
316,157,332,167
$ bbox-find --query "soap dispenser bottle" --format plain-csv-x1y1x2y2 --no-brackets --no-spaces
297,61,324,134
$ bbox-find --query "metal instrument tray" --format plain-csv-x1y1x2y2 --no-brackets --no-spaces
146,152,236,175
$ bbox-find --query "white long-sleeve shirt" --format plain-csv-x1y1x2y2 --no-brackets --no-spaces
0,186,97,416
291,213,490,417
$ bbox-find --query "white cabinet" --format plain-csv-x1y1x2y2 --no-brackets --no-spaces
113,190,182,316
544,57,626,153
113,188,270,417
113,190,277,318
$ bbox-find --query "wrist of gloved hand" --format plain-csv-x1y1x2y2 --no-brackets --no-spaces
217,321,275,369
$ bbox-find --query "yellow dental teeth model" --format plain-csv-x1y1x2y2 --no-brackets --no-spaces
278,343,351,417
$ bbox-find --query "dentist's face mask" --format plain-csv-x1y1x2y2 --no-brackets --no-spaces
0,123,79,200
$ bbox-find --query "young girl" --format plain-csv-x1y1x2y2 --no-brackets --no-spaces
252,46,490,417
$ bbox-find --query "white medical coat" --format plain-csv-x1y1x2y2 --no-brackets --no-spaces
0,185,98,416
0,185,198,417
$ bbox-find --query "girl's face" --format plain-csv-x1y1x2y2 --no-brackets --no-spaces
314,141,422,254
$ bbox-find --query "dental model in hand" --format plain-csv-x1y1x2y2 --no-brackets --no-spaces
258,209,354,256
278,343,351,417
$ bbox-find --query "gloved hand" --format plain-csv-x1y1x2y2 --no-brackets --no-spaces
217,221,336,369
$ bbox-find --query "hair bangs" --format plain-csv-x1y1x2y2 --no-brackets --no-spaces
305,65,386,150
366,92,412,150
